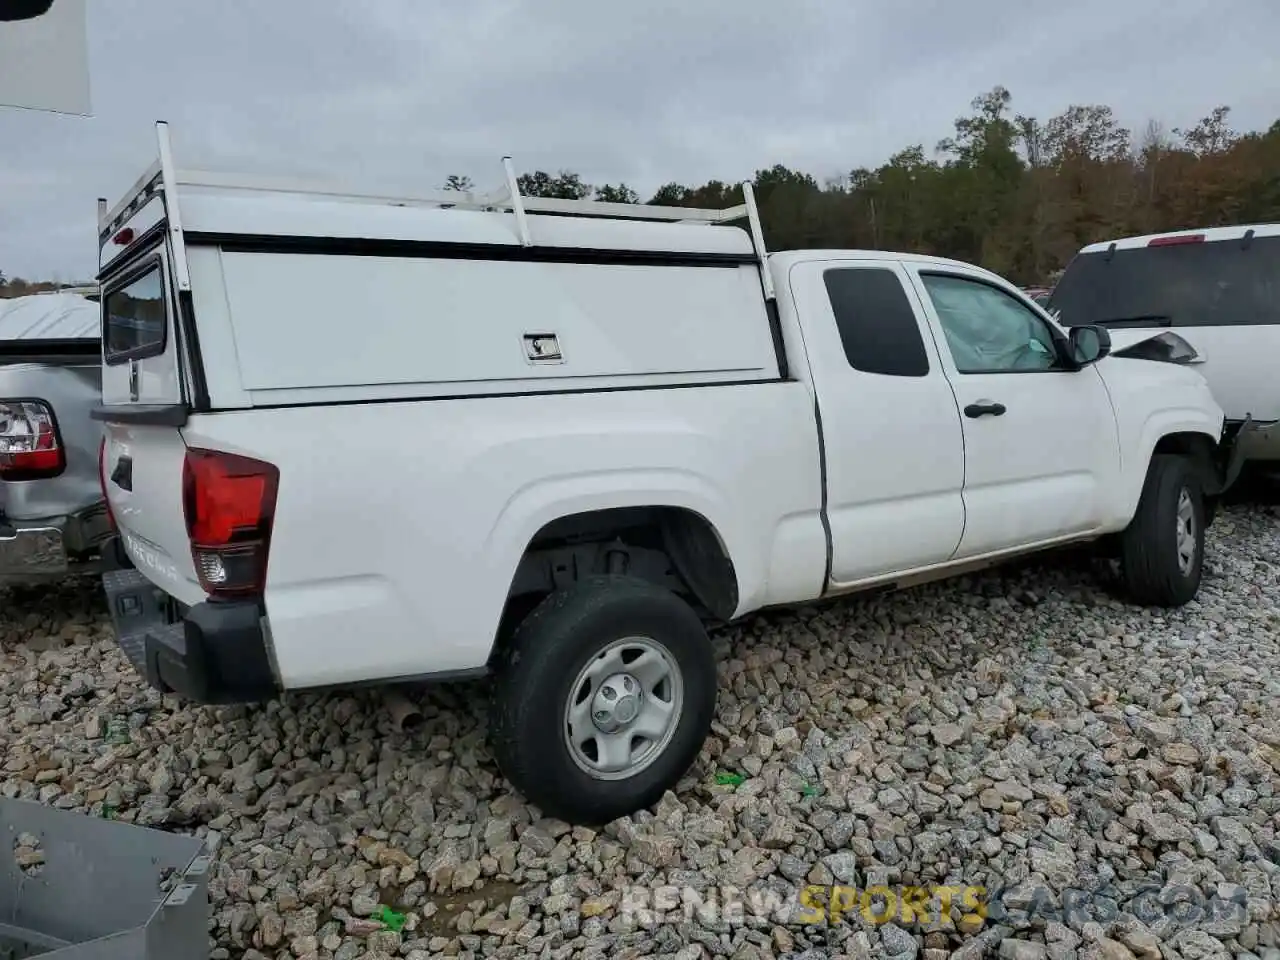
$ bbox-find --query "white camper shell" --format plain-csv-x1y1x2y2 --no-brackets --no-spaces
95,123,1244,825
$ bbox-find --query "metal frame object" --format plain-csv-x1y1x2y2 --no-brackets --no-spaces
97,122,777,304
0,798,211,959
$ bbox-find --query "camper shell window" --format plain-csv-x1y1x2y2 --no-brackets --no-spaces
103,262,167,364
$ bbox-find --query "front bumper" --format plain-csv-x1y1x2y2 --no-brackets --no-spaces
102,562,278,705
0,501,113,583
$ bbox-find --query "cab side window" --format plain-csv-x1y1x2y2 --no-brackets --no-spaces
921,273,1062,373
824,267,930,377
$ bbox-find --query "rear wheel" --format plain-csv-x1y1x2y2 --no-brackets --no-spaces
1119,454,1205,607
488,575,716,825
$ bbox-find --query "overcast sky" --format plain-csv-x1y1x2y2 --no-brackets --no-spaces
2,0,1277,281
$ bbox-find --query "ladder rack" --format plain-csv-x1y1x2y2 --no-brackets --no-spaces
98,122,776,299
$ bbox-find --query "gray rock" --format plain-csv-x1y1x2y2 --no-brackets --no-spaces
880,923,918,958
1000,942,1048,960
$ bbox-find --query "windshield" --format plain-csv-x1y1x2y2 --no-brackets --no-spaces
1048,235,1280,329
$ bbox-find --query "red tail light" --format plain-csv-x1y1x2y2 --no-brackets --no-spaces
182,448,279,599
1148,233,1205,247
98,437,117,530
0,400,65,481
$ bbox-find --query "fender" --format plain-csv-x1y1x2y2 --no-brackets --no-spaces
1114,408,1223,523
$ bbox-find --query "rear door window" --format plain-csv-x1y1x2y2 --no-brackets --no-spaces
823,267,931,376
1049,235,1280,329
104,264,166,363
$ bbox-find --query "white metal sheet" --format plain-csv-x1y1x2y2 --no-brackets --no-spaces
0,293,98,340
0,0,90,116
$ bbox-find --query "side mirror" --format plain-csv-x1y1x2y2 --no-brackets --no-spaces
1068,324,1111,366
0,0,55,22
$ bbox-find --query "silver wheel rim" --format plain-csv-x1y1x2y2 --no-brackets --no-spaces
563,636,683,781
1175,487,1197,576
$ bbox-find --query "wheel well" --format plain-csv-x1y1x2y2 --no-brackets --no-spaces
493,506,739,656
1152,431,1220,523
1153,431,1216,463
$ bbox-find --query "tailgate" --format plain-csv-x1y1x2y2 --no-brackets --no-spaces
96,242,205,604
101,423,202,604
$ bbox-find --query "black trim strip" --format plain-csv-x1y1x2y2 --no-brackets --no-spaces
193,376,788,415
811,392,834,595
0,339,100,367
176,288,210,411
91,403,189,427
185,232,760,269
763,297,789,379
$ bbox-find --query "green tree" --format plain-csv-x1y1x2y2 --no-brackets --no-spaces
594,183,639,204
1176,106,1237,156
517,170,591,200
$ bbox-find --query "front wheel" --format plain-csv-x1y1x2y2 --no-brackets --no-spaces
488,575,717,826
1119,454,1205,607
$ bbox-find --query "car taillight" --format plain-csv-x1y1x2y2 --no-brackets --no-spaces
0,400,65,481
98,437,116,530
182,448,279,599
1148,233,1205,247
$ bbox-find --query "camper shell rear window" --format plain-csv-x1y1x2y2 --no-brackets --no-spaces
1049,234,1280,329
103,262,167,364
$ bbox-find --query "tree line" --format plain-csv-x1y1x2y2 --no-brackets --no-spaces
5,87,1277,294
447,87,1280,286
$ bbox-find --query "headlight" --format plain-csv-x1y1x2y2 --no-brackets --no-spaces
1111,332,1202,365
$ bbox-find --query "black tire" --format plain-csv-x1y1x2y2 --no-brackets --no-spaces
488,575,716,826
1119,454,1205,607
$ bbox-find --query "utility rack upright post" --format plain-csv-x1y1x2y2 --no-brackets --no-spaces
97,123,785,375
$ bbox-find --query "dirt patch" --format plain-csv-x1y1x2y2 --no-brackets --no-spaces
421,879,528,936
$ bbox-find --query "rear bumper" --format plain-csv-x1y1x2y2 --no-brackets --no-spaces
0,501,113,582
102,562,278,705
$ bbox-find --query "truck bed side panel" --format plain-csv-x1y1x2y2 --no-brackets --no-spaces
179,381,825,688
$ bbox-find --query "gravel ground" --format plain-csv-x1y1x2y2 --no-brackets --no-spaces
2,500,1279,960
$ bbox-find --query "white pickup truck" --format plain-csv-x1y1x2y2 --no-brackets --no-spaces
94,124,1244,825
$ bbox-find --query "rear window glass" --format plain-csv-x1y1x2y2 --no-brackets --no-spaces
1049,234,1280,329
104,265,166,363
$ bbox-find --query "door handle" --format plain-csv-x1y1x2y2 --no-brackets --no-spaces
964,401,1006,418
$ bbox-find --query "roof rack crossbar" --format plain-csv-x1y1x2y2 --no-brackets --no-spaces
167,167,748,223
97,125,774,303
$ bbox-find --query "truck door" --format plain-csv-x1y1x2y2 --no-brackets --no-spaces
787,259,966,585
907,266,1120,557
